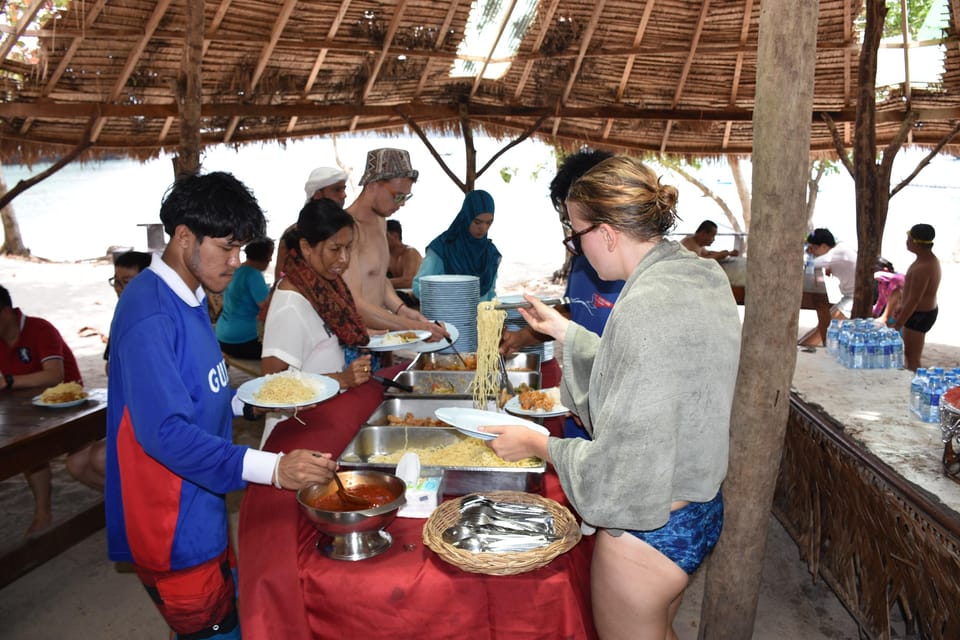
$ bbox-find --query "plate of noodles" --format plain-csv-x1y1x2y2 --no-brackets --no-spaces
32,381,89,408
365,329,432,352
236,371,339,409
504,388,569,418
404,323,459,353
434,407,550,441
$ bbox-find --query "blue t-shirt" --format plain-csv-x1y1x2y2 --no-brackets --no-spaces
215,264,269,344
563,255,624,439
106,267,247,571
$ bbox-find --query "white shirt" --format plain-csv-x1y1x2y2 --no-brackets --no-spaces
813,242,857,297
259,288,346,446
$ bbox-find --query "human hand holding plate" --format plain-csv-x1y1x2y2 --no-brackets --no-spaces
365,329,431,351
434,407,549,441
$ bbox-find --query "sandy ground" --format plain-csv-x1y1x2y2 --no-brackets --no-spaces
1,254,957,638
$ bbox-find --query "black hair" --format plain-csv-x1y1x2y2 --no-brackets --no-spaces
910,223,936,243
244,237,276,262
875,256,895,273
696,220,718,234
386,219,402,239
806,228,836,247
113,250,152,272
0,284,10,309
159,171,265,244
295,198,355,251
549,148,615,218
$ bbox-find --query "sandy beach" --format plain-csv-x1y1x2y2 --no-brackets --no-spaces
0,253,957,638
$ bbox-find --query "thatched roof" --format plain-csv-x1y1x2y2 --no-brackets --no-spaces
1,0,959,164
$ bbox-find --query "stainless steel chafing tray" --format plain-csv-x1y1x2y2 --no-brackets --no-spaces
407,352,541,373
337,426,545,495
386,370,541,397
363,397,477,426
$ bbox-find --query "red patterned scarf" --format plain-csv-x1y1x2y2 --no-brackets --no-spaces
259,250,368,347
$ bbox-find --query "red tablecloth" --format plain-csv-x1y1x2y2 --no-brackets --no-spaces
238,363,596,639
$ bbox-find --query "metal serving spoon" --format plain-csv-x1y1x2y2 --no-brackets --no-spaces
332,473,371,509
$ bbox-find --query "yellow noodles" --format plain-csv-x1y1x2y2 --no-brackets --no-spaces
40,381,87,403
369,436,539,468
254,373,314,405
469,300,506,408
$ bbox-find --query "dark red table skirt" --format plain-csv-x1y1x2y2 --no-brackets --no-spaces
238,362,596,639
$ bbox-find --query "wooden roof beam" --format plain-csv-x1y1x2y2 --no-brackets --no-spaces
7,100,953,124
349,0,411,132
470,0,521,98
19,0,109,135
412,0,461,99
512,0,562,99
0,0,46,62
551,0,607,137
602,0,656,140
287,0,353,133
223,0,298,143
660,0,711,153
90,0,173,142
721,0,755,150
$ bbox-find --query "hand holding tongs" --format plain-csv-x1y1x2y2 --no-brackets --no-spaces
493,297,570,311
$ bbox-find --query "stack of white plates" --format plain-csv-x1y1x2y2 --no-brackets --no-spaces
420,275,480,353
498,294,554,362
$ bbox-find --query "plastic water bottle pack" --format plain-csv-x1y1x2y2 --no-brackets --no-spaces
827,318,903,370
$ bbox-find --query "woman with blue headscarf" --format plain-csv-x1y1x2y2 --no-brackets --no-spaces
412,189,501,301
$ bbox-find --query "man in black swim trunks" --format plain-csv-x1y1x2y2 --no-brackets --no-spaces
894,223,941,371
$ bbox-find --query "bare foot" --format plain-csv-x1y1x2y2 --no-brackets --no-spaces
25,511,53,538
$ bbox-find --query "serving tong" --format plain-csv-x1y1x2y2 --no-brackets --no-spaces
493,297,570,311
434,320,471,370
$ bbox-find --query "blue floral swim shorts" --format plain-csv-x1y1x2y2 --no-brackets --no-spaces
625,491,724,574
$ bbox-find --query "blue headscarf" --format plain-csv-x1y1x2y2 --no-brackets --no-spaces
426,190,501,295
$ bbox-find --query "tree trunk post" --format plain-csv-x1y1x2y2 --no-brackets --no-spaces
174,0,204,180
698,0,818,637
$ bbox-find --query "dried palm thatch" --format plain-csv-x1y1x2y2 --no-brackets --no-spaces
0,0,958,165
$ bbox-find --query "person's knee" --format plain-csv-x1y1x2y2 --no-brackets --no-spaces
65,449,87,480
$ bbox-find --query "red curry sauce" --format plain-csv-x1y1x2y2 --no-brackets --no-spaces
307,484,397,512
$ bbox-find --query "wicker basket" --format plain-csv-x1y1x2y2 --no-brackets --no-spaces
422,491,582,576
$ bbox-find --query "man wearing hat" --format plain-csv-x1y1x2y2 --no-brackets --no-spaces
894,223,941,370
342,148,445,341
274,166,349,281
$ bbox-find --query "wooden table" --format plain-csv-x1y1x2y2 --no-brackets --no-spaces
0,388,107,588
774,351,960,638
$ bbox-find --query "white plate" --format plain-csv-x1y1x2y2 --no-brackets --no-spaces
235,371,339,409
405,323,459,353
365,330,432,352
503,388,569,418
32,395,88,409
434,407,550,441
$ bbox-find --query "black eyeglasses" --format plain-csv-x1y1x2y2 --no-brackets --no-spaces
562,224,600,256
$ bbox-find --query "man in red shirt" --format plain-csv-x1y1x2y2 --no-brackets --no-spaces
0,284,82,535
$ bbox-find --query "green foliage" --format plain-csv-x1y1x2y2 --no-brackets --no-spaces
856,0,938,40
499,166,516,184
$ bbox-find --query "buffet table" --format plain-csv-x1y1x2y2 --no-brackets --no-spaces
238,364,596,639
774,351,960,638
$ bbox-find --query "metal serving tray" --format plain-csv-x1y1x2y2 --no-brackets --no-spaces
386,370,541,397
337,426,545,495
407,352,541,373
363,397,477,426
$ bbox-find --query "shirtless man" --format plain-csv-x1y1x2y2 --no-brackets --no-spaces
386,219,422,290
343,148,443,339
680,220,740,261
894,223,941,371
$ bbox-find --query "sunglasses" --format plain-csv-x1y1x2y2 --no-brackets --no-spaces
562,224,600,256
382,183,413,205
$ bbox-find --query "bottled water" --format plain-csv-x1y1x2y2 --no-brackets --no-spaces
864,330,881,369
925,376,946,423
889,329,904,369
837,320,855,367
910,368,928,417
850,330,866,369
825,319,840,356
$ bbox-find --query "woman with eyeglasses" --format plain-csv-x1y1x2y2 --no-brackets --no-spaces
412,189,500,302
258,198,373,447
481,156,741,640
